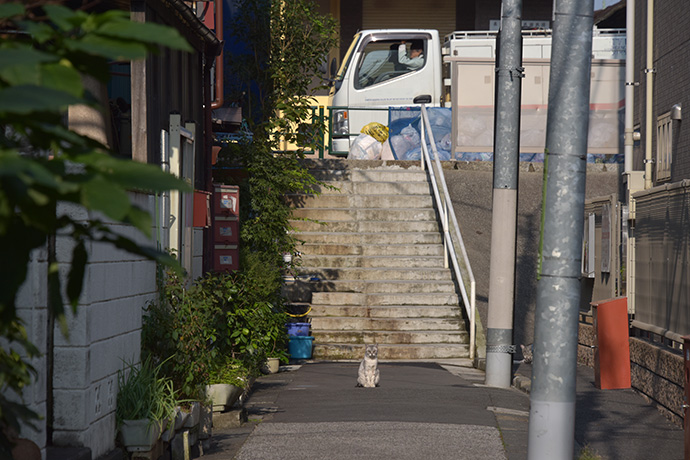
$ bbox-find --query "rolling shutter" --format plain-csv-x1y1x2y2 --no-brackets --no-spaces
362,0,457,41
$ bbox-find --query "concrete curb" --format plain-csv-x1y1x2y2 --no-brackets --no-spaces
512,373,531,395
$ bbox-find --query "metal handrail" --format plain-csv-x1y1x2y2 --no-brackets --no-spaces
419,104,477,360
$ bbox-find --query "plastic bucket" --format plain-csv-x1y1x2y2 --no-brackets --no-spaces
288,336,314,359
286,322,310,336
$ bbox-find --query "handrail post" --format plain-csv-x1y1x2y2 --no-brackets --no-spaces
420,114,426,170
318,105,325,159
443,202,449,269
470,280,476,360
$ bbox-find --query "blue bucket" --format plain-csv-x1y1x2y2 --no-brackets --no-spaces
286,322,310,336
288,336,314,359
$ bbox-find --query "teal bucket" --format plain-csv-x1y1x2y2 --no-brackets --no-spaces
288,336,314,359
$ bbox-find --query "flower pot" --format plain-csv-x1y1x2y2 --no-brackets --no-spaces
206,384,243,412
182,401,200,428
288,336,314,359
120,419,162,452
286,322,310,336
261,357,280,374
161,407,188,442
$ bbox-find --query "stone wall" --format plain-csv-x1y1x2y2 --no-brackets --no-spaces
578,317,685,427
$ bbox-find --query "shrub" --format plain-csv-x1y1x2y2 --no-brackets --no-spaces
115,357,177,428
142,268,289,399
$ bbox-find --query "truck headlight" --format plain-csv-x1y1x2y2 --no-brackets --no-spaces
332,109,349,136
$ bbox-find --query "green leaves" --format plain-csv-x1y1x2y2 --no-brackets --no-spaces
0,85,81,115
75,153,192,194
0,2,195,444
0,3,24,20
96,20,193,53
81,176,131,220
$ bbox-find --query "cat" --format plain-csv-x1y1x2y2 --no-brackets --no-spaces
519,344,533,364
357,344,380,388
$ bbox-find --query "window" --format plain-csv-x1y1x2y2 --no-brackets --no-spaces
656,112,672,182
354,39,426,89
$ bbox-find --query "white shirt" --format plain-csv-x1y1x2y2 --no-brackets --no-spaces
398,44,424,70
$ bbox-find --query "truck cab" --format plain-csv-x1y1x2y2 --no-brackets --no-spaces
328,29,442,155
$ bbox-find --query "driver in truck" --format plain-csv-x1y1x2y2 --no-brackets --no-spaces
397,40,424,70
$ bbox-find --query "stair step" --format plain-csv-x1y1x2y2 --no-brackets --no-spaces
290,220,441,233
312,343,470,360
295,232,443,245
306,181,432,196
286,280,456,295
311,291,459,307
291,208,438,222
287,194,434,209
301,255,445,269
308,304,463,318
307,169,427,183
353,181,433,195
291,267,452,282
298,243,444,257
311,316,463,331
313,330,468,345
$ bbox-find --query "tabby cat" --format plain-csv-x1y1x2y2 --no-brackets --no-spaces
357,344,380,388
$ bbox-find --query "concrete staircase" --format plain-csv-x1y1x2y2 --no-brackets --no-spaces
285,160,470,360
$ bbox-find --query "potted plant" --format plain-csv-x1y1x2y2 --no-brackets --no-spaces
116,357,177,452
206,358,248,412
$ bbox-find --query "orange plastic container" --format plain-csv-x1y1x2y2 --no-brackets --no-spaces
592,296,631,390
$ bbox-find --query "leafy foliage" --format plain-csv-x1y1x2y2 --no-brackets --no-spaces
219,0,338,281
142,268,220,401
226,0,338,138
0,2,190,449
142,268,289,399
116,357,177,428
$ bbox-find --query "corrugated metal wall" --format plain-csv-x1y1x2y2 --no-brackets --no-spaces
362,0,457,40
634,181,690,335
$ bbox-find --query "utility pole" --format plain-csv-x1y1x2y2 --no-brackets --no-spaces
527,0,594,459
485,0,523,388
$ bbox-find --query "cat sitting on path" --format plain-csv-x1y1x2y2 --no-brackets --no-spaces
357,344,380,388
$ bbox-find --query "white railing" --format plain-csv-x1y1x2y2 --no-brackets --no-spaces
419,105,477,360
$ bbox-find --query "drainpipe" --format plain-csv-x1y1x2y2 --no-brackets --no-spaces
624,0,635,175
644,0,654,189
211,0,224,109
625,0,640,320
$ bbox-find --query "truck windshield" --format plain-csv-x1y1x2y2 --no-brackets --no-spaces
355,39,427,89
335,33,360,82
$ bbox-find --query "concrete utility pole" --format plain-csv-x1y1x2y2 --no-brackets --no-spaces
485,0,524,388
527,0,594,459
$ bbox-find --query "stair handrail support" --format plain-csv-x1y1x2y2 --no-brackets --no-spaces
419,105,477,361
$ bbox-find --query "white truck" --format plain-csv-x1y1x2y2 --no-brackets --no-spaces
328,28,625,159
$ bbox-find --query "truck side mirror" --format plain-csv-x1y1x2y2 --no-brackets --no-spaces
330,57,338,79
413,95,432,104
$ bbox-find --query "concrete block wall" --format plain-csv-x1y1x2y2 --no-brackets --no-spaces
51,195,160,458
12,188,202,457
13,245,49,457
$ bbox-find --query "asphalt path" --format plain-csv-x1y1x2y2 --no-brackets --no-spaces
221,362,531,460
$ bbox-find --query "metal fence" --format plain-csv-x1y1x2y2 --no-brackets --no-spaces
633,180,690,340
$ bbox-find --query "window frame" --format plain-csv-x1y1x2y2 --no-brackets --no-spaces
656,111,672,183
